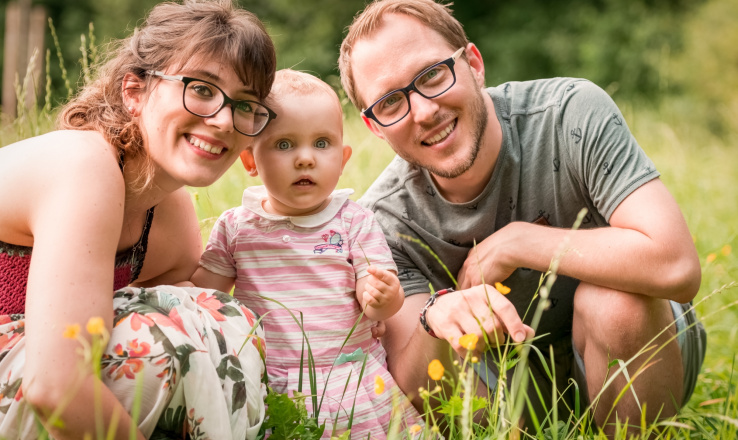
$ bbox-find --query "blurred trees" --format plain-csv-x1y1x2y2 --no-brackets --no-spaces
1,0,734,113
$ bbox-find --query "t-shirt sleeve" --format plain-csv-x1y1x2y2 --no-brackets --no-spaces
345,205,397,280
559,80,659,220
198,210,238,279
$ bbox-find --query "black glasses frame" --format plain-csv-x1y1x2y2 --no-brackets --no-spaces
146,70,277,136
362,47,465,127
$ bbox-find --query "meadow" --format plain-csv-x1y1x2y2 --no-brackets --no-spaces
1,14,736,437
189,99,738,439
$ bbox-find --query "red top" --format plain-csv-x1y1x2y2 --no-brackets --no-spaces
0,206,155,315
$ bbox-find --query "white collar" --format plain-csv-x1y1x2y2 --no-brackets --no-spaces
241,186,354,228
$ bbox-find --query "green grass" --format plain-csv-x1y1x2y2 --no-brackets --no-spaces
191,99,738,439
2,50,736,438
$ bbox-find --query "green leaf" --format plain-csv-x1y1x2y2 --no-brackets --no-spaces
216,357,229,380
157,405,186,432
213,290,235,303
227,366,244,382
471,396,488,412
148,323,168,345
232,381,247,412
438,395,463,417
175,344,197,377
161,338,177,358
212,326,227,355
218,305,243,318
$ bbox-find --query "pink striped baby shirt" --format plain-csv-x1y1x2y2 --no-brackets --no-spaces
199,187,421,439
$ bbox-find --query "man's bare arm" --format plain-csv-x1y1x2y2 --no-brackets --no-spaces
458,178,700,303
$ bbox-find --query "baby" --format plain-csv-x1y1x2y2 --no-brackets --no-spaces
191,69,421,439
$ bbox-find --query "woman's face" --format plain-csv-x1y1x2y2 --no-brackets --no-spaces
137,55,263,190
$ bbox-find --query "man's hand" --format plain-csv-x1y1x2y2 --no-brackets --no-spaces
425,284,534,355
357,266,404,321
457,223,521,290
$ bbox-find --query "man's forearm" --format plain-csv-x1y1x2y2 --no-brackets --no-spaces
383,294,452,410
502,220,699,302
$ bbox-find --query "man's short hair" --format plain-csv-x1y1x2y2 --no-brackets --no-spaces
339,0,469,110
269,69,343,117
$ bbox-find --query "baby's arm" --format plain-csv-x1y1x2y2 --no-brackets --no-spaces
191,266,236,294
356,266,404,321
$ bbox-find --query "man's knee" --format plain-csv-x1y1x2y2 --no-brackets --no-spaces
573,283,676,358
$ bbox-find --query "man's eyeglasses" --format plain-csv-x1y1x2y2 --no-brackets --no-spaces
362,47,465,127
146,71,277,136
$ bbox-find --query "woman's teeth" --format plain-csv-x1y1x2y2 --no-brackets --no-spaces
189,136,223,155
424,120,456,145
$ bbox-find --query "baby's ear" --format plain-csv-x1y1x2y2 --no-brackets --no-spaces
239,149,258,176
340,145,353,172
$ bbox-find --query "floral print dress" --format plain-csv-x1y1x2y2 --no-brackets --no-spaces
0,285,267,440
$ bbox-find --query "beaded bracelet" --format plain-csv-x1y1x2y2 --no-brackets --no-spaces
419,288,455,338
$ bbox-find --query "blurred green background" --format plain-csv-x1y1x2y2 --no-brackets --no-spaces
0,0,736,136
1,0,737,434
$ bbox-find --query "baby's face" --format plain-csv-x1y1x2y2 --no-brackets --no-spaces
250,92,350,216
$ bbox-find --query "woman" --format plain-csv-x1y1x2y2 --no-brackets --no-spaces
0,1,276,438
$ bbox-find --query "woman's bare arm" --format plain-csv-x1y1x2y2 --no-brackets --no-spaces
20,133,145,439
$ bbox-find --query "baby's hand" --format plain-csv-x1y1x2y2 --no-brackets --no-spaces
361,266,403,321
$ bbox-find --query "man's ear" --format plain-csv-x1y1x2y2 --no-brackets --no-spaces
122,73,146,114
464,43,486,88
340,145,353,173
361,114,385,140
240,149,259,176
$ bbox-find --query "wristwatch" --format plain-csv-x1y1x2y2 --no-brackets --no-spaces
419,288,455,338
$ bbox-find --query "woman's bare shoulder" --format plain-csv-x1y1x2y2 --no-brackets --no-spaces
0,130,123,244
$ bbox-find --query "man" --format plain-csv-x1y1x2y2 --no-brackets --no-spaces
338,0,706,434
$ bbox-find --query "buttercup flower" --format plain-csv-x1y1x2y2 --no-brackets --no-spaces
86,317,105,335
63,323,80,339
459,333,478,351
428,359,444,381
706,253,717,263
721,244,732,256
409,424,422,434
494,282,511,295
374,374,385,395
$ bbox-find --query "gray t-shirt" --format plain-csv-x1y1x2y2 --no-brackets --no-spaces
359,78,659,342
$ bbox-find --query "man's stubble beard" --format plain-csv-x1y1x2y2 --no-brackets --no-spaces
391,86,488,179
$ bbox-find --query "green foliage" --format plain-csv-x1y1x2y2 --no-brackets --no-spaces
258,390,325,440
3,0,725,106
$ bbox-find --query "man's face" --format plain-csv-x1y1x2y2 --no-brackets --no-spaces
350,14,489,179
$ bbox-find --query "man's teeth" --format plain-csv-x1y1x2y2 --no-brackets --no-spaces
189,136,223,154
424,121,456,145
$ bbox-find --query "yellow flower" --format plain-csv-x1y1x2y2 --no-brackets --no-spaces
721,245,732,256
495,282,511,294
374,375,385,395
428,359,444,381
86,317,105,335
459,333,479,351
706,253,717,263
471,356,479,363
409,424,422,435
63,323,80,339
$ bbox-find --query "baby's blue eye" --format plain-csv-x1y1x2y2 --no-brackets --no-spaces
315,139,328,149
277,140,292,150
